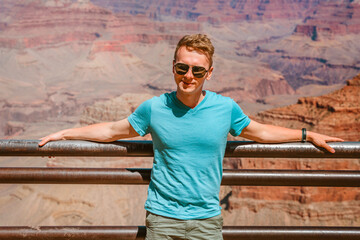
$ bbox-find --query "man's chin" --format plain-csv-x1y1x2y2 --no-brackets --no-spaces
179,86,195,93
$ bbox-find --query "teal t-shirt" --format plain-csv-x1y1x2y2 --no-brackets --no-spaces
128,90,250,220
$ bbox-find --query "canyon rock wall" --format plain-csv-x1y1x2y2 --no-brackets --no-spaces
255,74,360,141
295,1,360,40
222,73,360,226
254,0,360,89
92,0,323,22
1,0,359,227
0,0,305,138
79,93,154,125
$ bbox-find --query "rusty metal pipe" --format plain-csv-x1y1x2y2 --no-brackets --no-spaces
0,168,151,185
0,226,145,240
0,140,153,157
0,226,359,240
222,169,360,187
0,140,359,158
225,141,360,158
222,226,360,240
1,168,360,186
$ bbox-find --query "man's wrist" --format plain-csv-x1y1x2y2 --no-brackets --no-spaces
301,128,307,142
60,129,70,140
306,130,315,143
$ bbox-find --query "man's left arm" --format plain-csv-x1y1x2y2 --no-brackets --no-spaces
239,120,344,153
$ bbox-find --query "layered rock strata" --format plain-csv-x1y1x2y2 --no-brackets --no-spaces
295,1,360,40
223,73,360,226
92,0,324,22
255,74,360,141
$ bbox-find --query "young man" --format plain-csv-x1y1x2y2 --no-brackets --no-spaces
39,34,343,240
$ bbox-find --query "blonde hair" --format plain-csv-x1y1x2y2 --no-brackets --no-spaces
174,34,215,67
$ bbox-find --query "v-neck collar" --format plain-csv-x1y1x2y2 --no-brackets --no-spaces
171,90,209,113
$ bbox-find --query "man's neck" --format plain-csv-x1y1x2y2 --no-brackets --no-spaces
176,90,206,109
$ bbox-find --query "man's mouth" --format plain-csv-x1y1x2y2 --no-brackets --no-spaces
182,81,192,86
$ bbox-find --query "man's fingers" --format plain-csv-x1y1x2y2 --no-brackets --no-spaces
38,139,46,147
323,143,335,153
315,139,337,153
325,137,344,142
38,137,50,147
321,137,344,153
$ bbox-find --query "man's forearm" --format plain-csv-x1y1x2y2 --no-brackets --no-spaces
57,122,117,142
241,122,302,143
240,120,344,153
39,119,139,147
255,124,303,143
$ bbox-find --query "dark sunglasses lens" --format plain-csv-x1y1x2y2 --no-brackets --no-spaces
192,66,207,78
175,63,207,78
175,63,189,75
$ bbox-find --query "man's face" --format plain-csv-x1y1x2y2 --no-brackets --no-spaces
173,46,213,96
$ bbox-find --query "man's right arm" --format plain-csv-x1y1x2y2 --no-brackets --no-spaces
38,118,139,147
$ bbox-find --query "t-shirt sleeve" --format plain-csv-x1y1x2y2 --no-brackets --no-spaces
229,100,251,136
127,99,152,137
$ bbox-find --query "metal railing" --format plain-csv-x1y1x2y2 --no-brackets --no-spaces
1,140,359,158
0,139,360,239
0,226,359,240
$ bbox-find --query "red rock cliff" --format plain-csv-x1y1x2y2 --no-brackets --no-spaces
256,74,360,141
92,0,324,23
222,74,360,226
295,1,360,40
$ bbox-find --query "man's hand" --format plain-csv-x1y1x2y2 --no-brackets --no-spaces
307,131,344,153
38,130,66,147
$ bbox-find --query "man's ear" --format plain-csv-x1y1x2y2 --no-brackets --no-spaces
172,60,176,74
206,66,213,81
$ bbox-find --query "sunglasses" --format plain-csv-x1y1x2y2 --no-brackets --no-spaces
174,63,209,78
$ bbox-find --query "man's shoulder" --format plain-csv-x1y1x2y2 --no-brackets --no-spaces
142,91,176,108
205,90,235,104
141,92,170,104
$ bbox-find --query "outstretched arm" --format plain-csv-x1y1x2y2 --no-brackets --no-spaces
240,120,344,153
38,118,139,147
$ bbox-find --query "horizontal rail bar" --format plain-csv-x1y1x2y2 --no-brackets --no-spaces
0,226,359,240
0,168,151,185
226,141,360,158
0,226,144,240
1,168,360,186
222,169,360,187
0,140,359,158
0,140,153,157
222,226,360,240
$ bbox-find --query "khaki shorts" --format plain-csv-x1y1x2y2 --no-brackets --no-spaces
145,212,223,240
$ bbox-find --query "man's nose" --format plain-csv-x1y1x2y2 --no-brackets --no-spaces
184,67,194,78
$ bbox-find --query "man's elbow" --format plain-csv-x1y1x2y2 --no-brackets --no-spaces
242,130,270,143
